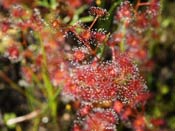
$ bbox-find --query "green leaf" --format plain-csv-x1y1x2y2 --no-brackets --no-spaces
4,113,16,129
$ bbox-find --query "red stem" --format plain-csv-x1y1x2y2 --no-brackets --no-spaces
135,0,151,13
138,2,151,6
69,28,100,61
89,15,99,30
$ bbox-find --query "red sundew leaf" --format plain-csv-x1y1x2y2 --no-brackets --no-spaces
128,80,143,92
134,12,149,30
126,48,148,64
120,79,148,106
117,55,134,74
133,115,146,131
135,93,152,104
80,30,91,41
150,16,160,27
113,100,123,113
81,109,117,131
7,46,19,60
126,33,141,47
93,32,106,43
89,6,108,17
46,40,59,51
79,105,92,117
11,5,26,18
121,107,132,120
2,0,19,9
2,0,34,9
64,79,77,95
150,118,166,127
17,21,35,31
21,66,33,82
1,21,10,33
149,0,160,16
64,62,119,102
67,0,82,8
35,54,43,67
64,53,147,105
73,124,82,131
136,49,147,60
115,1,134,23
51,70,66,86
107,32,123,47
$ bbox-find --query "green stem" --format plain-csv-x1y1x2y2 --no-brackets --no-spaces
79,16,94,23
70,5,88,25
50,0,58,10
33,117,40,131
99,33,110,60
39,35,58,120
120,23,126,53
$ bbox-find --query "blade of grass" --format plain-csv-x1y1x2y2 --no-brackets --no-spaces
38,34,58,120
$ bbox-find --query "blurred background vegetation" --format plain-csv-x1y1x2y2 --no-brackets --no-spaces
146,0,175,130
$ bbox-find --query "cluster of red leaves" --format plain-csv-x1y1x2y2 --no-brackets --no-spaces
0,0,161,131
115,1,134,25
113,100,151,131
0,0,34,9
6,45,19,61
89,6,108,17
0,5,44,32
111,0,160,69
64,54,147,105
73,108,117,131
0,5,69,87
62,4,155,130
64,52,149,130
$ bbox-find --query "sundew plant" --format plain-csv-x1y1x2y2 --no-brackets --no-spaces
0,0,164,131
